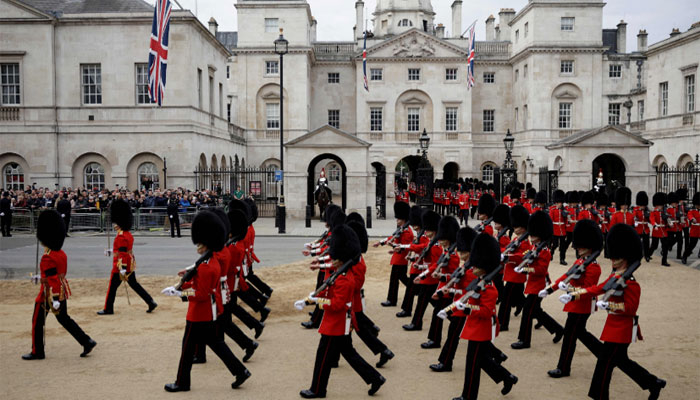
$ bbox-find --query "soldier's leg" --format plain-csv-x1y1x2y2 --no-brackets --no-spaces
660,237,670,265
615,343,664,393
237,287,265,313
205,322,249,381
29,301,47,357
676,229,686,259
54,300,91,347
338,334,384,386
683,237,698,260
384,264,404,306
126,273,155,306
230,294,263,330
356,312,387,355
426,296,450,346
222,303,256,351
498,282,514,330
101,272,122,313
649,237,659,254
534,303,564,337
516,295,537,347
247,271,272,297
460,340,484,399
437,315,465,368
399,273,418,315
642,233,651,261
173,321,201,389
555,313,589,374
307,335,339,396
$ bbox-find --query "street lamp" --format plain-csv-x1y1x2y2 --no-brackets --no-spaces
162,157,167,189
416,129,434,208
419,128,430,157
502,129,517,189
274,28,288,234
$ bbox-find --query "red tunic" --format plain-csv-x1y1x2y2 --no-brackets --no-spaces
665,207,681,233
550,206,567,237
523,247,551,295
408,235,431,275
688,209,700,238
552,259,601,314
633,207,651,235
581,274,642,344
503,240,531,284
578,208,594,221
610,210,635,227
181,257,220,322
390,228,415,265
228,242,249,292
459,284,499,341
112,230,135,274
351,258,367,313
35,249,69,303
565,206,578,233
318,271,355,336
650,208,667,238
470,191,480,207
459,193,470,210
429,252,460,290
415,243,443,285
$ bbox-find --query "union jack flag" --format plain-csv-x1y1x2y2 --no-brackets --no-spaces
466,20,476,90
148,0,172,106
362,30,369,92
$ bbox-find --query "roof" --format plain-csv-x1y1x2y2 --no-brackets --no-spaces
546,125,652,149
16,0,153,15
216,31,238,50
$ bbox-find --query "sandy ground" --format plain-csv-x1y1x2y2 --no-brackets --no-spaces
1,244,699,400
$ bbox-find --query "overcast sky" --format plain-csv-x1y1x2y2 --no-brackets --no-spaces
151,0,698,46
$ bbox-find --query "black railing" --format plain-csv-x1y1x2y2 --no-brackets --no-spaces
193,166,279,217
655,166,700,198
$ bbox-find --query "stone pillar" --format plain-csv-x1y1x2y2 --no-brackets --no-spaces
498,8,516,42
451,1,462,38
436,23,445,39
637,29,648,52
485,15,495,41
617,20,627,53
355,1,364,39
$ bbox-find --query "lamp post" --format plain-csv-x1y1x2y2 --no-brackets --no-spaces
162,157,167,189
502,129,517,189
416,129,434,208
274,29,288,234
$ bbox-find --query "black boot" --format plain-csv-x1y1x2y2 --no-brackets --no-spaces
501,374,518,395
80,339,97,357
231,370,251,389
376,349,394,368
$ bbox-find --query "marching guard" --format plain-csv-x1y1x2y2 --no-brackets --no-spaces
550,190,569,265
376,201,413,307
395,205,428,318
649,192,670,266
498,205,530,331
633,191,652,262
681,192,700,263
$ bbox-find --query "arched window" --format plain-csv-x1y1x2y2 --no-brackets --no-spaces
84,162,105,191
398,19,412,27
659,162,669,191
482,164,495,183
3,162,24,190
138,162,159,190
328,163,341,182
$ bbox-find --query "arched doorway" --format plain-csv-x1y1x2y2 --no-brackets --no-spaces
592,153,626,194
443,162,459,182
395,155,421,182
372,162,387,219
307,153,347,216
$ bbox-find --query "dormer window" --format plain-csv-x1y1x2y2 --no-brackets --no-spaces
398,19,413,27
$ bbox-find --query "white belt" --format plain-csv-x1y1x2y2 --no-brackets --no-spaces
553,222,565,225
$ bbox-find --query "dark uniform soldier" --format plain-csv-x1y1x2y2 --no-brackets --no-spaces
22,210,96,360
56,194,72,236
97,199,157,315
376,201,413,307
0,191,12,237
681,192,700,263
633,191,652,262
167,195,181,238
649,192,670,266
395,205,427,318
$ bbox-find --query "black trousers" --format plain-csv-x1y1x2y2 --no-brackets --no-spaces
169,215,181,237
308,334,383,395
410,283,438,329
460,340,512,400
247,268,272,297
0,213,11,236
492,273,504,303
498,282,524,330
386,264,408,305
683,237,699,259
237,286,265,313
517,295,563,345
196,302,255,360
470,205,478,219
355,311,387,355
31,300,91,356
666,231,679,252
230,293,263,331
562,232,573,259
62,215,70,234
556,313,601,373
400,273,419,314
103,272,154,312
438,315,465,367
678,228,690,258
174,320,246,389
427,296,452,345
588,342,657,400
551,235,568,261
641,233,651,260
459,209,468,225
650,237,670,263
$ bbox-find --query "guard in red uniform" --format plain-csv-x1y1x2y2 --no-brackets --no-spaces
377,201,413,307
681,192,700,263
560,224,666,400
666,192,681,258
675,188,690,261
649,192,670,266
578,191,596,222
453,233,518,400
539,220,603,378
23,210,96,360
476,194,496,236
458,187,470,225
98,199,157,315
498,205,530,331
490,204,511,299
243,198,274,300
508,188,521,207
395,206,429,318
523,188,537,214
296,225,386,398
469,185,480,219
610,187,634,227
564,191,580,257
550,190,569,264
162,211,251,392
511,211,564,349
533,191,548,213
633,191,652,262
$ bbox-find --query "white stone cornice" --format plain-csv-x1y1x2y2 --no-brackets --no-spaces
509,45,606,64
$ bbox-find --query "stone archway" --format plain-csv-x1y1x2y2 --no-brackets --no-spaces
395,155,422,182
372,162,387,219
443,162,459,182
592,153,626,195
307,153,347,215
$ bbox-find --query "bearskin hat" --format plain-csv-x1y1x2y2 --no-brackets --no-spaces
493,204,511,227
469,233,501,273
535,190,548,205
456,227,478,252
347,221,368,253
394,201,410,221
211,208,231,239
597,192,609,207
329,209,347,230
110,199,133,231
573,219,604,252
652,192,667,207
526,182,533,190
228,199,251,222
528,210,554,241
676,188,688,201
693,192,700,206
192,210,226,252
667,192,679,204
397,179,408,191
37,210,66,251
227,209,249,242
243,198,259,223
636,191,649,207
615,187,632,207
422,210,441,232
436,216,460,243
510,205,529,229
581,191,595,206
329,224,361,263
552,189,566,204
567,191,580,204
606,223,643,263
345,212,365,226
409,205,423,227
504,184,512,195
323,204,342,224
526,188,537,200
477,193,497,217
510,188,521,200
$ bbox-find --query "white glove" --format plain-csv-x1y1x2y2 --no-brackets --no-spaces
538,289,549,298
161,286,182,297
308,291,318,303
169,215,173,219
500,253,505,262
514,266,524,274
294,300,306,310
61,214,65,218
455,301,467,311
558,281,570,291
596,300,609,310
104,249,112,257
0,212,4,216
437,310,448,320
30,274,41,284
559,293,572,304
52,300,61,310
120,269,127,276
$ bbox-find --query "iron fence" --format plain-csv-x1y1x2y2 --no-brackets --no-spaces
194,166,279,217
655,166,700,199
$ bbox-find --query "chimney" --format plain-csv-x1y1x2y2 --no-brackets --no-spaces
616,20,627,53
495,24,501,41
208,17,218,36
670,28,681,37
498,8,516,42
485,14,495,41
311,18,317,42
355,1,364,40
436,23,445,39
451,1,462,38
637,29,648,52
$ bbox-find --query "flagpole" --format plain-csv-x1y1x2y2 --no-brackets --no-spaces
461,20,478,38
172,0,184,10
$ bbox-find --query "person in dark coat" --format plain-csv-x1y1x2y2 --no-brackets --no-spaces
56,194,72,236
167,195,181,238
0,191,12,237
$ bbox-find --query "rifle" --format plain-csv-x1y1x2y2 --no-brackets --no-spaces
679,203,687,225
501,232,530,263
496,227,509,240
513,240,549,273
439,262,504,319
380,221,410,245
174,250,214,291
34,237,40,285
310,254,361,297
415,236,439,266
474,217,493,234
435,259,472,297
405,229,425,262
599,259,642,302
560,249,601,287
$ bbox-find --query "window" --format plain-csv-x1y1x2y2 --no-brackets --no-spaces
81,64,102,104
197,68,202,108
515,30,519,42
609,64,622,78
1,63,20,105
328,73,340,84
482,164,494,183
483,110,495,132
370,68,383,81
328,109,340,129
524,64,528,78
561,60,574,74
3,162,24,190
685,74,695,113
265,61,279,75
515,107,519,127
370,107,383,131
226,66,230,79
408,68,421,81
265,18,278,33
135,63,153,104
659,162,669,190
483,72,495,83
138,162,159,190
84,162,105,191
266,103,280,129
523,105,528,130
515,69,519,82
398,19,412,27
559,103,572,129
328,163,341,182
608,103,621,125
637,100,644,121
660,82,668,116
524,22,529,38
219,83,223,117
446,107,458,131
227,103,231,122
445,68,458,81
561,17,575,31
407,107,420,132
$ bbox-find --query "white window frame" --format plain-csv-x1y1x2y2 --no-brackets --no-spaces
408,68,421,81
265,18,279,33
482,164,495,183
637,100,644,121
266,103,280,129
1,63,21,105
483,72,495,83
685,74,695,113
524,22,529,38
327,72,340,84
445,68,458,81
84,162,105,191
608,103,621,125
2,162,24,190
328,109,340,129
407,107,420,132
561,17,575,31
370,107,383,131
660,81,668,116
265,61,279,76
370,68,383,81
81,64,102,105
559,102,572,129
609,64,622,78
398,19,412,27
445,107,458,132
483,109,495,132
135,63,152,105
560,60,574,75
